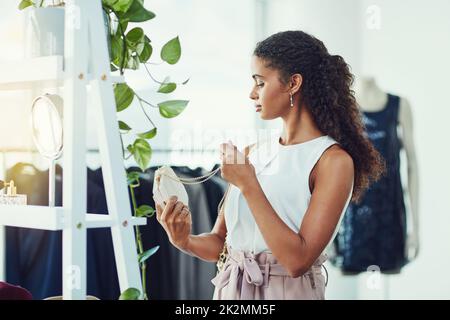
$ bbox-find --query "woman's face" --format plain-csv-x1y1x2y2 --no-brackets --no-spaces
249,55,291,120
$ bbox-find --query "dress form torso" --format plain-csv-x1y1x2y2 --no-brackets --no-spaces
353,76,420,262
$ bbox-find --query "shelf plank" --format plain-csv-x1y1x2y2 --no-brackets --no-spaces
0,55,124,91
85,214,146,229
0,205,64,230
0,56,63,91
0,206,146,230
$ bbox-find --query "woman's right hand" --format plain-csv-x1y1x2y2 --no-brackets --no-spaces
154,196,192,250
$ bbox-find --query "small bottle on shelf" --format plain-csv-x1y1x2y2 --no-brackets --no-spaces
0,180,27,205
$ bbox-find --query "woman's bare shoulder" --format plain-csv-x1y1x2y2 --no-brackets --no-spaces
317,144,354,180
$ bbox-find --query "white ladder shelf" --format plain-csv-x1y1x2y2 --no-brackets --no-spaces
0,0,146,299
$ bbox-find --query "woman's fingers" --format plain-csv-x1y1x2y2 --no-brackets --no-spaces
160,196,178,222
168,201,185,224
176,206,191,223
155,203,162,222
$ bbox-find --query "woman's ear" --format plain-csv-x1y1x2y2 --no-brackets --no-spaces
290,73,302,95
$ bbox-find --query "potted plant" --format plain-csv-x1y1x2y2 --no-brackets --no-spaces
20,0,65,57
19,0,190,300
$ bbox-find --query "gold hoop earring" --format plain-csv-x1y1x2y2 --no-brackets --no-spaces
290,92,294,107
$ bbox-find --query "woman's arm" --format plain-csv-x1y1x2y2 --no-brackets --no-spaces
179,210,227,263
179,144,256,262
241,145,354,277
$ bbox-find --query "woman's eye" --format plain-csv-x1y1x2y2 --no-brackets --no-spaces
256,83,264,87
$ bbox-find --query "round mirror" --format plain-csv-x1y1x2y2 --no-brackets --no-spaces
31,94,64,160
31,94,63,207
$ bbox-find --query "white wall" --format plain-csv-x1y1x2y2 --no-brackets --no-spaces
265,0,450,299
270,0,450,299
258,0,363,134
358,0,450,299
117,0,259,169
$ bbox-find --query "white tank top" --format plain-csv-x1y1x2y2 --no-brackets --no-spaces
224,131,354,254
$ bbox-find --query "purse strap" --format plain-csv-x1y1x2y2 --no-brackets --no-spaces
216,183,231,273
158,166,221,185
159,142,260,185
215,142,258,272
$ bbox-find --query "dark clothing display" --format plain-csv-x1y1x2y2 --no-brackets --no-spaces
330,93,408,274
5,163,119,300
4,163,226,300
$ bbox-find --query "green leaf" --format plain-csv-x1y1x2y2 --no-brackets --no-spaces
112,0,134,13
119,287,141,300
157,82,176,93
126,28,145,57
111,34,124,66
114,83,135,112
138,245,160,264
127,171,140,185
139,42,152,63
158,100,188,118
133,139,152,171
182,78,190,85
119,19,128,34
136,205,155,218
121,0,155,22
126,27,144,45
18,0,34,10
136,42,145,56
126,171,140,187
126,52,140,70
103,0,133,13
157,77,177,93
127,144,134,154
118,120,131,133
102,0,118,7
137,127,157,140
161,36,181,65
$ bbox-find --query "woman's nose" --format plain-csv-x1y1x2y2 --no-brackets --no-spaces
249,89,258,100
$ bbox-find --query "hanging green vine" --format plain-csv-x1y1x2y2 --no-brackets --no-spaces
19,0,190,300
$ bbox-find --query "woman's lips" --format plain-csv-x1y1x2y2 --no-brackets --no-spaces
255,105,262,112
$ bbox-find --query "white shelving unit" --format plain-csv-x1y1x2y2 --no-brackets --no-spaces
0,0,146,299
0,55,124,91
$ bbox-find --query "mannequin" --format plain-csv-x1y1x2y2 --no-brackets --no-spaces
353,76,420,261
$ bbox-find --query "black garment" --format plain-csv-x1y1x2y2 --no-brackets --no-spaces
330,94,408,274
5,163,226,299
127,166,177,299
141,165,223,299
92,166,224,299
5,164,120,300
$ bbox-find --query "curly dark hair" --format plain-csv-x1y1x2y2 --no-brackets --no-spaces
253,30,385,203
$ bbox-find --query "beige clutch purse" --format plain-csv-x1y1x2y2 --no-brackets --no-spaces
152,165,221,207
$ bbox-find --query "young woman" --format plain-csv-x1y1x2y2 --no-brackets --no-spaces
154,30,385,300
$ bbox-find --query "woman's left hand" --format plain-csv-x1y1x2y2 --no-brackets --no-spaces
219,141,257,191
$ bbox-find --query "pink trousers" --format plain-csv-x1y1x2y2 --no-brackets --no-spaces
211,245,327,300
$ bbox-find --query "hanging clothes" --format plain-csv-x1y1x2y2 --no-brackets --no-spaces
330,93,408,274
4,162,226,299
90,165,226,299
5,164,120,300
127,166,178,300
171,166,217,300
